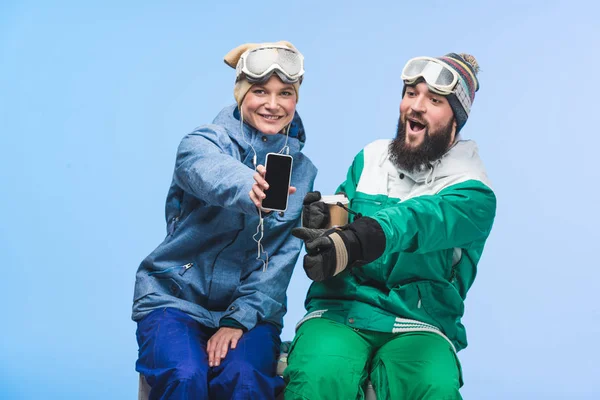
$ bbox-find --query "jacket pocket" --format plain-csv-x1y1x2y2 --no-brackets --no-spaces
416,281,464,334
148,263,194,277
144,263,196,298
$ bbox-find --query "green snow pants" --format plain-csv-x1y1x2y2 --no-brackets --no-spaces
283,318,463,400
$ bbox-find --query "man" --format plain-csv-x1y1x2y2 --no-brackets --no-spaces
284,53,496,399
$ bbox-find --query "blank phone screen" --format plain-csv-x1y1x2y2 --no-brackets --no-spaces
262,154,292,211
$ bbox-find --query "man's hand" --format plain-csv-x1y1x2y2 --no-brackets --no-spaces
292,217,387,282
301,191,330,229
249,164,296,209
207,327,243,367
292,227,361,282
292,228,335,281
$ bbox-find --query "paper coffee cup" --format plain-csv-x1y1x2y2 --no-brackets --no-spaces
321,194,349,228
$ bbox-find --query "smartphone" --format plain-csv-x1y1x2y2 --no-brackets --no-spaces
262,153,293,212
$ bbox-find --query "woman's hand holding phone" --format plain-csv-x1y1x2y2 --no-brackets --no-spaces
250,164,296,210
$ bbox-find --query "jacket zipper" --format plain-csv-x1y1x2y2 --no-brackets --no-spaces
148,262,194,276
168,216,180,235
206,227,243,305
449,265,458,283
178,263,194,276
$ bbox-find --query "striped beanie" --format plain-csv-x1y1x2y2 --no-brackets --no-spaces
437,53,480,132
403,53,480,132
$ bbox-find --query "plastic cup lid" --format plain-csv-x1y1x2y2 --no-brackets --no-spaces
321,194,349,205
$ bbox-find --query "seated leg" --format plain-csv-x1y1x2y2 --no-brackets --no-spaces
370,331,462,400
209,323,285,400
136,308,210,400
284,318,371,400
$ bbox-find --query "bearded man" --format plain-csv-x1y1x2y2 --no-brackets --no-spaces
284,53,497,400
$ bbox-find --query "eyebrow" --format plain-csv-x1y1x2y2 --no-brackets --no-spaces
429,91,446,100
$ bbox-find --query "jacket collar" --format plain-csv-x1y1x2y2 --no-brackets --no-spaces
381,140,483,184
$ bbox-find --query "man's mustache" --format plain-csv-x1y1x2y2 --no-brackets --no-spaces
404,112,427,127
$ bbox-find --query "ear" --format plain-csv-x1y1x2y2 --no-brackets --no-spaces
450,119,458,144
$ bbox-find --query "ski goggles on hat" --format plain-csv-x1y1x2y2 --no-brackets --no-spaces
236,45,305,84
401,56,461,95
401,56,472,114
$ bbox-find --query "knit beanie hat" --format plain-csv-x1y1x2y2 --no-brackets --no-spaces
224,41,302,107
403,53,480,132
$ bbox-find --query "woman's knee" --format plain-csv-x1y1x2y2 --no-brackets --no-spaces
212,358,284,399
147,362,208,398
170,361,207,383
221,358,261,376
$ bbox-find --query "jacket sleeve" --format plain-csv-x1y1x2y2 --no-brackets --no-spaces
173,125,258,215
220,227,302,331
373,180,496,255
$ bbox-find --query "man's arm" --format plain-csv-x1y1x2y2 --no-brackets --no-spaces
173,125,258,215
293,179,496,282
373,179,496,255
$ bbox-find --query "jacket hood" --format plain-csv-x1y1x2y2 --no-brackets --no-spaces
384,140,489,186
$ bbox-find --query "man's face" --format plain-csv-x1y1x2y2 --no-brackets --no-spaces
389,82,457,172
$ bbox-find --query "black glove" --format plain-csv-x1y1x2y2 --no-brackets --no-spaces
291,217,386,282
301,191,330,229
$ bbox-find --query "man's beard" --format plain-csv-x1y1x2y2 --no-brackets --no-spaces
388,114,454,173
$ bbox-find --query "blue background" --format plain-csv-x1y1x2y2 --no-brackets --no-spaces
1,1,599,398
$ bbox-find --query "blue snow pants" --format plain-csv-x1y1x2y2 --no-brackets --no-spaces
136,307,285,399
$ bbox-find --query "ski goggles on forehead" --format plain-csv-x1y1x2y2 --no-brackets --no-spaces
401,56,459,95
236,45,305,84
401,56,473,114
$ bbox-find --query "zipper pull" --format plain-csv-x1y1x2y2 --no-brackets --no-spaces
179,263,194,276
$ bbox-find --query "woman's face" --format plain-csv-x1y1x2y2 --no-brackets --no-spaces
241,75,297,135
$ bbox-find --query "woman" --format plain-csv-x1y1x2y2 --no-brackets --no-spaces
132,41,317,400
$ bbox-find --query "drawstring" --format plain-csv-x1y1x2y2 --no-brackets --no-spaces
239,107,269,271
279,124,291,155
425,163,436,186
336,202,362,220
253,211,269,271
239,106,294,271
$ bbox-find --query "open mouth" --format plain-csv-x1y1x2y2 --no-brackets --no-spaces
259,113,284,121
407,118,426,133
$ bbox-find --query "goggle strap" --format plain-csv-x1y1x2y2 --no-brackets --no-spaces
454,81,472,115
